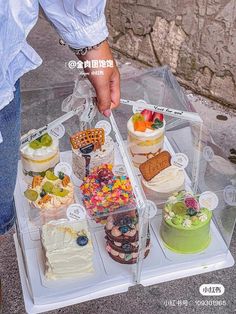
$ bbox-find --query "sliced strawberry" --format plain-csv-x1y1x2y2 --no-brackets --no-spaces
152,112,164,122
141,109,153,122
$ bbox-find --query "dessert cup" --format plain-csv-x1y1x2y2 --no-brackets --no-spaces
127,117,165,167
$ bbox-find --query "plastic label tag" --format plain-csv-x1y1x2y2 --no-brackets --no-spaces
95,120,112,136
132,99,148,114
171,153,189,169
145,200,157,218
54,162,72,177
223,185,236,206
113,164,126,176
67,204,86,221
49,124,65,139
199,191,219,210
203,146,214,162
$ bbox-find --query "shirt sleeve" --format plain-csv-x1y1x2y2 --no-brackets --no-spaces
39,0,108,49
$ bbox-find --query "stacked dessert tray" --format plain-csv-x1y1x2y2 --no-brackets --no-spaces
14,100,235,314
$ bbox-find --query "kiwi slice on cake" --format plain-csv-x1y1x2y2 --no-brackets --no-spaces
132,113,145,123
45,170,58,181
24,189,38,201
42,181,54,193
29,140,43,150
51,187,69,197
40,133,53,147
172,202,187,216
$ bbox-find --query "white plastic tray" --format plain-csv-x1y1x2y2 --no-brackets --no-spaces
14,144,234,314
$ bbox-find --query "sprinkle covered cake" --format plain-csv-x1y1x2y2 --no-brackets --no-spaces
80,164,135,223
160,191,212,254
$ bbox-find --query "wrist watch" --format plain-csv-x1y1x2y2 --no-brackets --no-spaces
59,37,108,56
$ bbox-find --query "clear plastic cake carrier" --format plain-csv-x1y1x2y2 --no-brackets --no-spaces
14,66,236,313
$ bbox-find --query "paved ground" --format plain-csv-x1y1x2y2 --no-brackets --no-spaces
1,15,236,314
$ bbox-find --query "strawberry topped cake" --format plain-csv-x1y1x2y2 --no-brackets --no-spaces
127,110,165,167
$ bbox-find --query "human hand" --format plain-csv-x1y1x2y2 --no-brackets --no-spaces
78,41,120,117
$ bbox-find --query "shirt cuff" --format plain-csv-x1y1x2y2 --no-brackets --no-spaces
59,14,109,49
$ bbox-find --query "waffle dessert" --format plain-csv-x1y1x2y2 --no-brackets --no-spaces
71,128,114,180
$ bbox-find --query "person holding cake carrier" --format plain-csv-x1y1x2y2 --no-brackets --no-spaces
0,1,120,235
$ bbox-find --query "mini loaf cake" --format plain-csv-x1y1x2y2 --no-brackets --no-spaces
41,219,94,280
105,210,150,264
160,191,212,254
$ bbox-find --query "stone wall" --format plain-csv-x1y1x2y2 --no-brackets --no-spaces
106,0,236,108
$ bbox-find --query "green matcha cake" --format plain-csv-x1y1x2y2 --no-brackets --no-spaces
160,191,212,254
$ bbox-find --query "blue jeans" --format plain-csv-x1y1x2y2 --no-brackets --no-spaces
0,80,21,235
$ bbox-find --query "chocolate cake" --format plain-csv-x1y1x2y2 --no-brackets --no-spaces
105,209,150,264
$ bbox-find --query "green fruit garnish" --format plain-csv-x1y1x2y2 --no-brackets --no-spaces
29,140,43,150
191,216,200,226
45,170,58,181
40,133,52,147
58,171,65,180
24,189,38,201
151,119,164,129
172,215,183,225
42,181,54,193
172,202,187,216
132,113,145,123
51,187,69,197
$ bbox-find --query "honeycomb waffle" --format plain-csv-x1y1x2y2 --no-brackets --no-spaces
70,128,105,150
